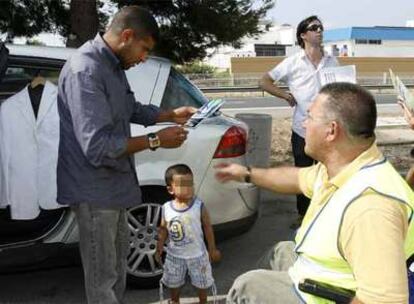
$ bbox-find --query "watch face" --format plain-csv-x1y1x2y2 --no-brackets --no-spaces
151,138,160,148
148,134,160,150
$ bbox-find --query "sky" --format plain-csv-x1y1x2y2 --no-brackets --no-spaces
268,0,414,29
8,0,414,47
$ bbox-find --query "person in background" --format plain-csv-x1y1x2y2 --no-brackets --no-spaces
156,164,221,304
57,6,195,304
259,15,339,228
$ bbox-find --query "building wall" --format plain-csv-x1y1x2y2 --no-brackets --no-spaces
325,40,414,57
231,56,414,77
354,40,414,57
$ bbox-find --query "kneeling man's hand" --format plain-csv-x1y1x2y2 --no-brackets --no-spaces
214,163,248,183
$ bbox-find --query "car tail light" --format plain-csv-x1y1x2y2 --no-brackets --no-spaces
213,126,247,158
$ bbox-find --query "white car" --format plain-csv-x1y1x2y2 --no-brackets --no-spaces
0,44,259,287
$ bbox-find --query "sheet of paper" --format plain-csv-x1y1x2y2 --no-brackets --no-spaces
185,98,225,128
389,69,414,111
320,65,357,86
389,68,397,89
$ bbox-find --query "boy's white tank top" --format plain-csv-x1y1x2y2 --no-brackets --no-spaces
163,197,206,259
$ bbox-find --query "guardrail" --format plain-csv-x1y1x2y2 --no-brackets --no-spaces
200,84,414,95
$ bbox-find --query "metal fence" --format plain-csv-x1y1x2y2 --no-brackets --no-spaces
199,83,414,95
186,73,414,90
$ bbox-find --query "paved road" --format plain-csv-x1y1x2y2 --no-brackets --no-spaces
220,94,402,119
0,193,297,304
221,93,397,109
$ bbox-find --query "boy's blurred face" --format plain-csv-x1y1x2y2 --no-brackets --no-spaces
168,174,194,202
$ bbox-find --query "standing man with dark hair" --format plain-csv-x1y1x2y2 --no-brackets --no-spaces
216,83,414,304
57,6,195,304
259,16,339,227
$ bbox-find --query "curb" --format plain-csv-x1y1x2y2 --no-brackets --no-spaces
148,295,227,304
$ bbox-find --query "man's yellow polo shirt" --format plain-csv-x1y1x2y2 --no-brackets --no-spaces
298,144,408,304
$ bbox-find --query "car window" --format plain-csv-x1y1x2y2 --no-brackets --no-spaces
0,43,8,82
159,68,208,110
0,67,60,102
4,67,59,84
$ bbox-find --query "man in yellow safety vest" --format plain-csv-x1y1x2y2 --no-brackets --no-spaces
216,82,414,304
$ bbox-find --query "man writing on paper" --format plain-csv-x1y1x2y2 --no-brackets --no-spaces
57,6,195,303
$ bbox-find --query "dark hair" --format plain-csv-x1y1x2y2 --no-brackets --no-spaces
165,164,193,186
108,5,159,41
296,15,322,49
320,82,376,140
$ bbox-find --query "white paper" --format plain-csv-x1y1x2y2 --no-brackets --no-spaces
185,98,225,128
320,65,357,86
390,69,414,111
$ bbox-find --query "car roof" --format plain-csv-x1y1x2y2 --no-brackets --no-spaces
5,44,171,64
6,44,75,61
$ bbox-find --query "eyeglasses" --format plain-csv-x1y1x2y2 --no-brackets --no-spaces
306,24,324,32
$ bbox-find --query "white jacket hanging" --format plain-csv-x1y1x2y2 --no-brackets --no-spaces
0,131,4,209
0,81,62,219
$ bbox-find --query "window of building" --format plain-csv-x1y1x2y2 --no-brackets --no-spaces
355,39,368,44
355,39,382,45
368,39,382,44
254,44,286,56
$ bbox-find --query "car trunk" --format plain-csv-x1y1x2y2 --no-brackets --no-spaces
131,116,229,194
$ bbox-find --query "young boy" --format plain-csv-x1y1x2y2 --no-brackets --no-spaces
156,164,221,304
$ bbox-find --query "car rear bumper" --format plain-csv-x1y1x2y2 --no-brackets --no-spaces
213,211,258,241
197,159,260,225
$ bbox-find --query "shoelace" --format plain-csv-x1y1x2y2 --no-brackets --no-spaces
211,281,218,304
159,280,164,303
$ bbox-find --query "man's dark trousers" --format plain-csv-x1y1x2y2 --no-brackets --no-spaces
291,131,314,216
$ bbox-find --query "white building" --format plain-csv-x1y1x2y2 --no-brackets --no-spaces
204,21,295,70
323,26,414,57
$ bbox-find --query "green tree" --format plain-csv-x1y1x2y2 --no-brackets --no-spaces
26,38,46,46
0,0,69,42
66,0,108,47
176,61,216,75
1,0,275,62
114,0,275,63
0,0,107,47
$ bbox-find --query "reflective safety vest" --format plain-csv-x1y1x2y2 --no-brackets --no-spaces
289,158,414,303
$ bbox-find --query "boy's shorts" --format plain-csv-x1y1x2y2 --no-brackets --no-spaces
161,252,214,289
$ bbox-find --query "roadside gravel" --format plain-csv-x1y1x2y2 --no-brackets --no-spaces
270,117,414,173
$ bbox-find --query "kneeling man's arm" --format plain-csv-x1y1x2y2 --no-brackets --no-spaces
215,163,302,194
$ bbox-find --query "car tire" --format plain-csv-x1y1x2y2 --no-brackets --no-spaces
126,186,171,289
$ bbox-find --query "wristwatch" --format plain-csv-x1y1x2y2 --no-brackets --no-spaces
147,133,160,151
244,166,252,183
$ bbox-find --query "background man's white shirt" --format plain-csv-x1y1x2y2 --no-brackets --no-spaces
268,50,339,137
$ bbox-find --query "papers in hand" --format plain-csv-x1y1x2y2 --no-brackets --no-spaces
185,98,225,128
320,65,357,86
389,69,414,112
